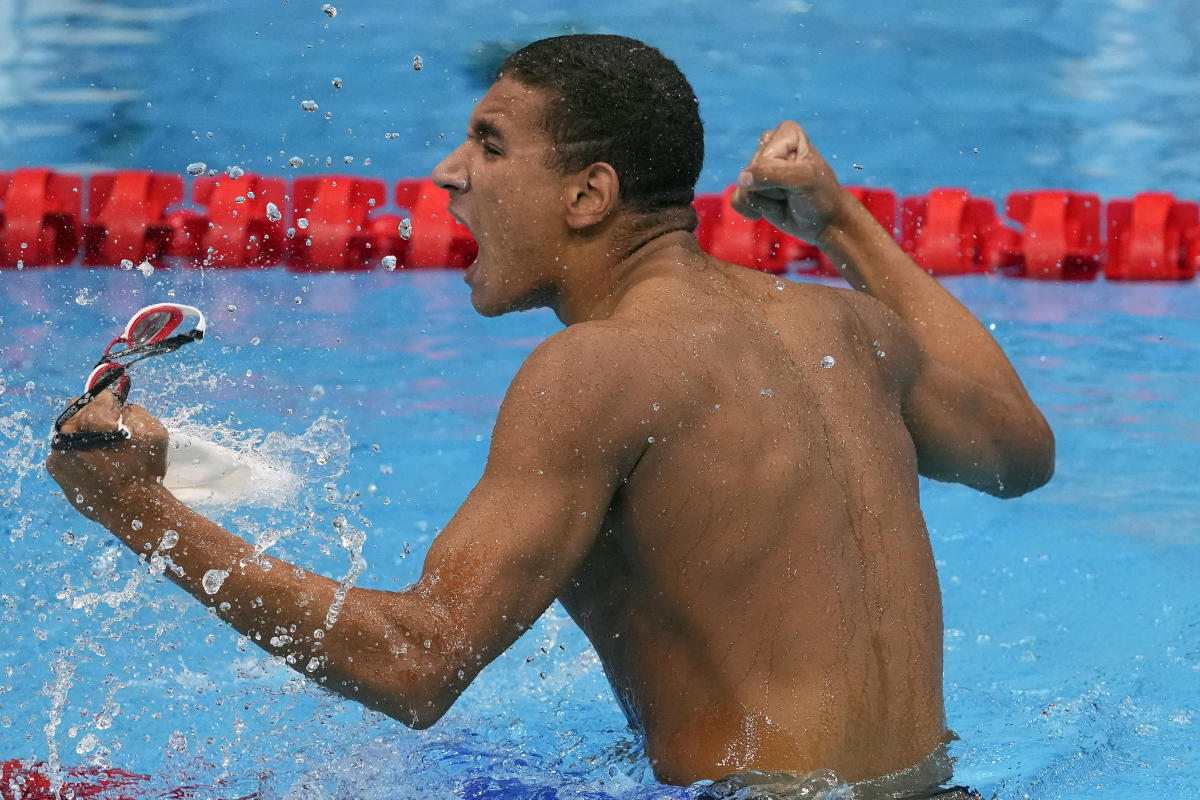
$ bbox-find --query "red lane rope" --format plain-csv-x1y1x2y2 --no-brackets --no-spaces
1,168,1197,280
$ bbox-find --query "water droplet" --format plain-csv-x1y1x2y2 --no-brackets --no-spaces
286,227,296,238
385,132,400,140
168,730,187,752
422,638,432,649
342,155,353,164
412,55,424,71
647,436,655,443
294,296,302,305
234,195,246,204
202,569,229,595
331,76,343,89
300,100,319,112
651,403,661,412
761,388,774,397
186,162,206,176
131,519,143,531
227,165,244,179
287,156,304,168
775,279,786,290
398,218,412,240
120,259,134,270
160,530,179,550
297,217,309,229
74,288,97,306
76,732,100,755
138,260,154,277
75,493,84,504
876,350,886,358
265,202,282,222
820,355,836,368
227,304,237,313
382,255,397,271
321,3,337,17
251,337,261,346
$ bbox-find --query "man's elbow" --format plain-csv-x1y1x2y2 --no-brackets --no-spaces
331,667,457,729
994,422,1056,498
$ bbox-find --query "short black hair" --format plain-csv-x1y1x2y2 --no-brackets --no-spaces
498,34,704,213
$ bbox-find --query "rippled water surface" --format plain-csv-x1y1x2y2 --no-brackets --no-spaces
1,1,1199,798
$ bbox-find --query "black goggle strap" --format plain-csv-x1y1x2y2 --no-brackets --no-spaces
50,425,131,453
104,330,202,364
55,363,128,433
51,362,131,452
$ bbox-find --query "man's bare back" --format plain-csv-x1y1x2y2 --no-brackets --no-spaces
539,240,944,782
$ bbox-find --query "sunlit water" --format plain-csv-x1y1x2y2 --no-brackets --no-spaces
2,1,1200,798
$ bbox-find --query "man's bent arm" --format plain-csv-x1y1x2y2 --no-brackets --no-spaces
732,121,1054,497
48,325,648,725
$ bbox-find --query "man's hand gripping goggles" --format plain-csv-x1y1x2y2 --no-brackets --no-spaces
51,303,206,452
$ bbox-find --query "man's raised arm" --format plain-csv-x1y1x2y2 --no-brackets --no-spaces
46,325,646,725
731,121,1054,497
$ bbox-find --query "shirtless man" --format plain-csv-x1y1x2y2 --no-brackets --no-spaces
47,34,1053,793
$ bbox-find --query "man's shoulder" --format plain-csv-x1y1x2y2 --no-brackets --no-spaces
522,321,665,380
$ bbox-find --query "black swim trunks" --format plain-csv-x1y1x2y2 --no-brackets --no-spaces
694,769,985,799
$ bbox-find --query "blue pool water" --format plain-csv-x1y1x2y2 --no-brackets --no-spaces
2,2,1200,798
3,271,1198,799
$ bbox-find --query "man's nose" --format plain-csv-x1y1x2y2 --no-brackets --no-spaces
431,144,470,193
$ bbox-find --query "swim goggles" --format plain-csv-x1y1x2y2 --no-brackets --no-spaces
51,303,206,452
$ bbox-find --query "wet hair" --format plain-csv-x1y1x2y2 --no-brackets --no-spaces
497,34,704,214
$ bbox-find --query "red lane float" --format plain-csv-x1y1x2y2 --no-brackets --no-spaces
899,188,1019,276
289,176,388,271
1,167,1198,280
167,174,288,267
1105,193,1199,280
0,758,253,800
0,758,146,800
81,171,181,266
0,168,81,267
1005,190,1102,280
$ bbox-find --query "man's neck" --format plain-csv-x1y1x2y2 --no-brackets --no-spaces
552,209,700,326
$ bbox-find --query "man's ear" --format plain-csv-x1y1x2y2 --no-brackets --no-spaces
564,162,619,230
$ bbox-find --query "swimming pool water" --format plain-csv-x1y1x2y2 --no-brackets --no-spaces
2,1,1200,798
2,270,1197,798
4,0,1200,201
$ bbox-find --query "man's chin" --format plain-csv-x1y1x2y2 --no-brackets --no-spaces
469,291,508,318
469,281,557,318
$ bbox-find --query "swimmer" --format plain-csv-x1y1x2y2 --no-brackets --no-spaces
47,34,1053,796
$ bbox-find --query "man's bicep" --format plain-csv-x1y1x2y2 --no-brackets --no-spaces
900,340,1054,498
408,331,647,683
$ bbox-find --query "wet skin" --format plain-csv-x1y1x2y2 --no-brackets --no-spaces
48,79,1053,785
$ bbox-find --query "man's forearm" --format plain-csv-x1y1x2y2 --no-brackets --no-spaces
92,481,452,724
816,190,1035,401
